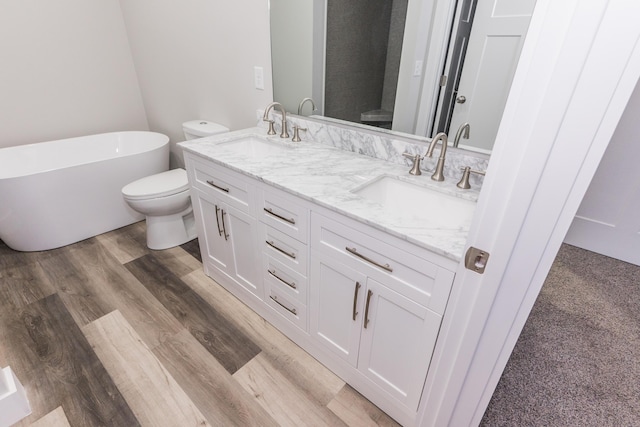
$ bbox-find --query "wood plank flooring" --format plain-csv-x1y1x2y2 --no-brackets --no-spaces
29,407,71,427
125,253,261,374
0,294,139,426
83,311,209,426
0,222,399,427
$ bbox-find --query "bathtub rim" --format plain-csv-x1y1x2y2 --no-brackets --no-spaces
0,131,170,180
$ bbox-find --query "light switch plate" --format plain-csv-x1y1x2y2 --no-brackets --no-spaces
413,60,423,77
254,66,264,90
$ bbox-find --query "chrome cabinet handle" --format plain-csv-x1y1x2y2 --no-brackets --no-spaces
364,290,373,328
215,205,223,237
270,295,297,315
268,268,297,289
263,207,296,225
352,281,361,321
345,247,393,272
456,95,467,104
206,179,229,193
266,240,296,259
220,209,229,241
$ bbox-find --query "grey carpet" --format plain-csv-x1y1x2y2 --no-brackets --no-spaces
481,244,640,426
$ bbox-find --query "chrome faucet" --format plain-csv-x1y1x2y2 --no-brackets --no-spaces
263,102,289,138
456,166,486,189
297,97,317,116
453,123,470,148
425,132,449,181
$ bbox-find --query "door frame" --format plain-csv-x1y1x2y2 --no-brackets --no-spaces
433,0,478,136
418,1,640,426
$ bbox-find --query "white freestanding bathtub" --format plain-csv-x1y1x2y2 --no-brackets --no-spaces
0,131,170,251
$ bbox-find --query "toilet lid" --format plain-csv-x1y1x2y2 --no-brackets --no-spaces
122,168,190,200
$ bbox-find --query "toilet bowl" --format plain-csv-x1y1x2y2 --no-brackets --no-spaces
122,168,195,250
122,120,229,250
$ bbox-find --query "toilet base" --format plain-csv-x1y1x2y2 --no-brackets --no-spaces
145,206,196,250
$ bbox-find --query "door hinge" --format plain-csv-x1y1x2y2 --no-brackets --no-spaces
465,246,489,274
440,75,447,87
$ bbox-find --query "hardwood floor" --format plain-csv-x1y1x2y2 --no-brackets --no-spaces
0,295,138,426
0,222,399,427
125,253,261,374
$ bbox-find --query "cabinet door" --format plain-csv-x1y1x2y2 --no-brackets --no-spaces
220,204,262,300
358,277,442,410
310,251,367,366
191,188,231,275
192,188,261,300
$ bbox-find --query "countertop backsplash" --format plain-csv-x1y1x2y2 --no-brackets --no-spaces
258,110,489,188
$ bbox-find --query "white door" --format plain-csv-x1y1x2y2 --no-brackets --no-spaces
419,1,640,426
224,204,262,298
192,189,232,275
358,277,441,411
310,251,367,366
564,81,640,266
448,0,535,153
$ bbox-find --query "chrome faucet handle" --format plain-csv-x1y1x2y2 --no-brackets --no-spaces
402,152,423,176
456,166,486,189
263,119,276,135
292,125,307,142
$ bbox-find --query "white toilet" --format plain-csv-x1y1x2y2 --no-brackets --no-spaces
122,120,229,250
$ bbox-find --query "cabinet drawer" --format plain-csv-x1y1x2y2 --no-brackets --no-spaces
258,222,308,276
189,156,254,215
266,286,307,332
258,189,308,243
263,254,307,304
310,212,453,314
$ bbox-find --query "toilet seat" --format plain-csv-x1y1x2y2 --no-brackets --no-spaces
122,168,189,200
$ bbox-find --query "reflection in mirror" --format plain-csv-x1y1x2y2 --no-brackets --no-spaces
270,0,536,154
324,0,407,130
270,0,322,116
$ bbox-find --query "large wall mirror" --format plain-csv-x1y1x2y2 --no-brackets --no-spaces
270,0,536,154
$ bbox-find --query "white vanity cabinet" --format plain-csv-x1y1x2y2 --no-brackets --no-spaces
186,154,262,301
310,212,455,413
184,148,459,426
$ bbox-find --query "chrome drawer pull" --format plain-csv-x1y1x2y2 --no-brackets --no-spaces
345,247,393,272
352,281,361,321
220,209,229,241
268,268,297,289
206,180,229,193
266,240,296,259
270,295,297,315
364,289,373,328
215,205,223,237
264,207,296,225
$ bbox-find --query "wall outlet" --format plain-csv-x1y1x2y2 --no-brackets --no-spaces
254,66,264,90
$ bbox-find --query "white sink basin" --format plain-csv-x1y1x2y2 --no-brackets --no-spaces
218,137,290,157
353,176,476,229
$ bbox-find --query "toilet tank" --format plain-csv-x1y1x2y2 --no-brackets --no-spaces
182,120,229,140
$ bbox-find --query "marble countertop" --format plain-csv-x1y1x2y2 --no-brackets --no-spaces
179,127,479,262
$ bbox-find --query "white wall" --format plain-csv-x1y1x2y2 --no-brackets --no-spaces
0,0,149,149
118,0,274,167
394,0,439,135
271,0,314,114
564,79,640,265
